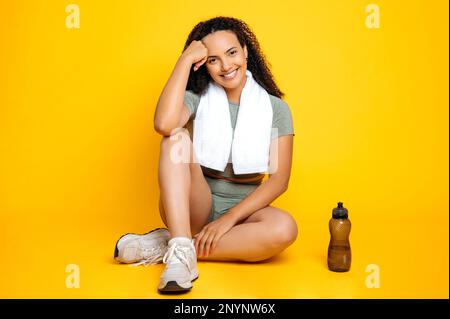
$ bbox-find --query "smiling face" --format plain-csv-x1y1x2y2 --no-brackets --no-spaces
201,30,248,94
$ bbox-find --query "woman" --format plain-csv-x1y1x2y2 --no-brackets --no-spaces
114,16,298,293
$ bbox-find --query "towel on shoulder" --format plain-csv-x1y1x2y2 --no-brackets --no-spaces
192,70,273,174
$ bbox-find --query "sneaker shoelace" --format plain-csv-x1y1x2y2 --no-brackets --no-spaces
162,242,193,272
129,240,167,267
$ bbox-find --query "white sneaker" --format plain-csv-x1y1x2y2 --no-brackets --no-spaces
158,237,199,293
114,228,170,266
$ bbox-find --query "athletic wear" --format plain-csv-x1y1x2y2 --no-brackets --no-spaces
158,237,199,293
114,228,170,266
184,89,295,181
183,89,295,222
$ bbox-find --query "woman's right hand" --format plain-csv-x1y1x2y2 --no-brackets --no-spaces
181,40,208,72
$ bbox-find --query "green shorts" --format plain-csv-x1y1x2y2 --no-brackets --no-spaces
205,176,259,222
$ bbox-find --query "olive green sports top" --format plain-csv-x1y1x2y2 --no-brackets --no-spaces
183,90,295,184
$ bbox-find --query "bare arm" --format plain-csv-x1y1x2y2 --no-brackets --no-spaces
153,41,208,136
228,135,294,223
153,56,192,135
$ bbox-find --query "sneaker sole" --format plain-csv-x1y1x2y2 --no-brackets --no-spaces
158,275,199,294
114,227,169,261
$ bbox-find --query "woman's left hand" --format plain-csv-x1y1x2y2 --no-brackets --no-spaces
193,212,238,257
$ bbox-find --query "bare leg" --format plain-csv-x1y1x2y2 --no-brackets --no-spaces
158,128,213,239
197,206,298,262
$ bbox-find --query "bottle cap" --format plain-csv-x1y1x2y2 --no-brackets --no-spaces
332,202,348,219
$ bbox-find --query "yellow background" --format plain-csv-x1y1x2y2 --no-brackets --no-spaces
0,0,448,298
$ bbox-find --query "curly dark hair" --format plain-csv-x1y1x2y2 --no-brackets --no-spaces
183,16,284,99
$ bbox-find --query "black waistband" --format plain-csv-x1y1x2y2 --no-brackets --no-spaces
201,166,265,185
203,173,264,185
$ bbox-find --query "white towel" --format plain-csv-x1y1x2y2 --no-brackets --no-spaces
192,70,273,174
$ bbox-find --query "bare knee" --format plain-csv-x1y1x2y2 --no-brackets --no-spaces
159,129,193,163
270,212,298,248
160,128,190,149
239,213,298,263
